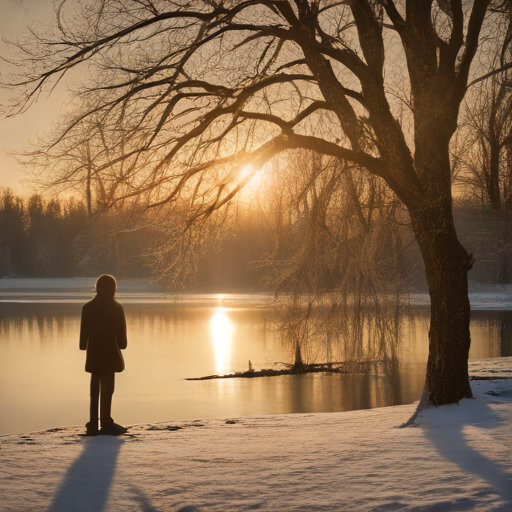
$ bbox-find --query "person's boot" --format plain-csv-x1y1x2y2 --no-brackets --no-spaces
99,421,128,436
85,421,99,436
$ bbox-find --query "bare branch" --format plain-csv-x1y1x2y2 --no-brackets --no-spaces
457,0,492,85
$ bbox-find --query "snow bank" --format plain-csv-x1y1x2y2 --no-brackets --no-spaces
469,357,512,379
409,283,512,311
0,278,272,305
1,359,512,512
2,278,510,309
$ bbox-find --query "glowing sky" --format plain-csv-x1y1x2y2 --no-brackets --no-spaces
0,0,66,195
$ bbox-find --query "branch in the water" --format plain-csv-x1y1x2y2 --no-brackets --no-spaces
186,361,387,380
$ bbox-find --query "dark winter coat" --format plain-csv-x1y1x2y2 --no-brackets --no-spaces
79,294,127,373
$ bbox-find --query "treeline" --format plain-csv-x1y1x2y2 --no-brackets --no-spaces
0,188,151,279
408,202,512,286
0,187,269,286
0,186,510,287
453,202,512,285
0,189,87,277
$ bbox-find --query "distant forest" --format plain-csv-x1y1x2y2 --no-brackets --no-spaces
0,187,269,289
0,186,510,288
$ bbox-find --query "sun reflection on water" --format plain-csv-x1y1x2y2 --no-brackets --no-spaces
210,307,233,374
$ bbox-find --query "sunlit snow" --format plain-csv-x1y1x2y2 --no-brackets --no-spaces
1,358,511,511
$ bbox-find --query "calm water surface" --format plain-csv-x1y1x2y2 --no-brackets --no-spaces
0,279,510,435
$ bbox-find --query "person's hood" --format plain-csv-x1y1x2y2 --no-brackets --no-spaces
95,274,117,298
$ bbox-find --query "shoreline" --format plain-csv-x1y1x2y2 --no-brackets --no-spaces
2,368,512,511
2,357,511,439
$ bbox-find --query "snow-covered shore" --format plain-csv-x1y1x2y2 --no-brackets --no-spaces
1,278,511,310
1,358,512,512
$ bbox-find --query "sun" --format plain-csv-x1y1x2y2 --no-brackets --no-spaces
240,166,252,179
239,165,262,185
237,165,264,200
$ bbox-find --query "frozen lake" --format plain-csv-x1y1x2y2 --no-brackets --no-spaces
0,278,511,435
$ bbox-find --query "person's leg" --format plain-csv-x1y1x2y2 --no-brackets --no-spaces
87,373,100,434
99,371,115,428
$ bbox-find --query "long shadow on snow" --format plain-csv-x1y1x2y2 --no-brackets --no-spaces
51,436,123,512
424,388,512,508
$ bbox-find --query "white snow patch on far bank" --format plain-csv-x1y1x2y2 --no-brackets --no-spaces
409,283,512,311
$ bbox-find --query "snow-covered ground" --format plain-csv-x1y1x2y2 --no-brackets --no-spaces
409,282,512,311
1,277,510,309
0,277,272,305
1,358,511,512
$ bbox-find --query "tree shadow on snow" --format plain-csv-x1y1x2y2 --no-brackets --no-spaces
130,484,203,511
424,392,512,509
51,436,123,512
130,485,160,511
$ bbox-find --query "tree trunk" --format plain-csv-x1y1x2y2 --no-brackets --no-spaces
501,312,512,357
500,212,511,284
410,207,474,405
293,343,304,369
488,135,502,213
86,165,92,219
408,79,475,404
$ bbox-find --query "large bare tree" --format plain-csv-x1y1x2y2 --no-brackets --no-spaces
2,0,510,404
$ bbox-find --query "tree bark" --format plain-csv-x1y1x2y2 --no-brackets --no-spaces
410,202,474,405
488,146,502,212
501,311,512,357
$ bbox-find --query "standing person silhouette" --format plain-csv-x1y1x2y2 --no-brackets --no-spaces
80,274,128,436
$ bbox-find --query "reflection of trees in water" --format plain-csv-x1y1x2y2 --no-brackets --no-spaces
502,311,512,357
274,295,403,367
0,304,199,340
0,314,25,337
0,304,80,342
273,294,406,407
260,153,408,387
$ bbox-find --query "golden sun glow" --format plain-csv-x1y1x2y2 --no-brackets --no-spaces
240,166,252,179
238,166,263,197
210,307,233,374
